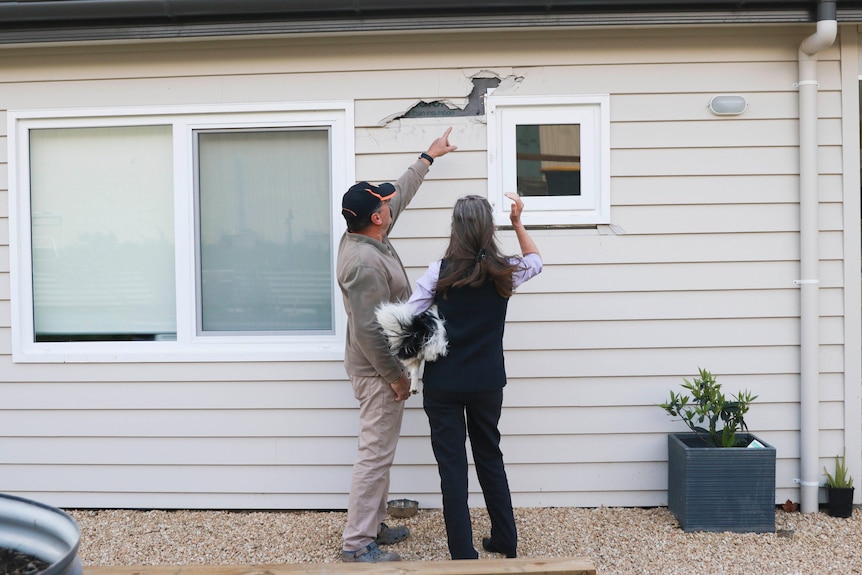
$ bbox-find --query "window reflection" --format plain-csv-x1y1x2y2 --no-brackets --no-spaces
515,124,581,197
197,129,333,334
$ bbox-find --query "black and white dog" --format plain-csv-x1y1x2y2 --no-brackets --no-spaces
375,303,448,394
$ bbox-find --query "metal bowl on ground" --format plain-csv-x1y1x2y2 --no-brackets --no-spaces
387,498,419,518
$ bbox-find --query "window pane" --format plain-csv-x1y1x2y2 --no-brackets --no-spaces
516,124,581,197
29,126,176,342
197,129,333,334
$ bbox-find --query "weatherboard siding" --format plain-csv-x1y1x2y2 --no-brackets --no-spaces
0,24,854,508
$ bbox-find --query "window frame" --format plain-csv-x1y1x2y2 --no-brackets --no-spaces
9,102,354,363
486,93,611,226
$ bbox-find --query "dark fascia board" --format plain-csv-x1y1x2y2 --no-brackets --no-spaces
0,0,826,21
0,0,855,45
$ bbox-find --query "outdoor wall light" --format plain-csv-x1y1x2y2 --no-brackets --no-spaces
708,94,747,116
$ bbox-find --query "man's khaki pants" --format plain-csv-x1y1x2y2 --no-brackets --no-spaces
343,374,405,551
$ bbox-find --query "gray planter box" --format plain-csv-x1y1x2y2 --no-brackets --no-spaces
668,432,776,533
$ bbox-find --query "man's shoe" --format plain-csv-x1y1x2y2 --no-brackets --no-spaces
482,537,517,558
376,522,410,545
342,541,401,563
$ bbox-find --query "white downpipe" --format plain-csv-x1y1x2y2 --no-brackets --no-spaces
797,5,836,514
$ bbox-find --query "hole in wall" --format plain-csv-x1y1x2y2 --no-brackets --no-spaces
400,77,501,118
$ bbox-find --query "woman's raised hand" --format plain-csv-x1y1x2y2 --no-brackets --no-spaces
505,192,524,226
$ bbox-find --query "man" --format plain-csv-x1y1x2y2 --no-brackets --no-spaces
337,128,456,563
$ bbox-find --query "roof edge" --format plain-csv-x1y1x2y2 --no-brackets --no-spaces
0,1,850,46
0,11,826,47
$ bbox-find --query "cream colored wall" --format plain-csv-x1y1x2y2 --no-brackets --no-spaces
0,24,855,509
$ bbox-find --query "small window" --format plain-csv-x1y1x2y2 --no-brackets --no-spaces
487,94,610,226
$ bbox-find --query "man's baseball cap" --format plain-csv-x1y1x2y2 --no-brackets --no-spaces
341,181,397,223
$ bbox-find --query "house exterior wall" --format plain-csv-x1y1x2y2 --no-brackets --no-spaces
0,23,858,509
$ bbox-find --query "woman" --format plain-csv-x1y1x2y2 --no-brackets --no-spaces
405,192,542,560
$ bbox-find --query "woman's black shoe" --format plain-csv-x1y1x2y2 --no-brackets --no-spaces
481,537,516,558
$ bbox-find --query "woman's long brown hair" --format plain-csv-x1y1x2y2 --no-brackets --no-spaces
435,195,521,299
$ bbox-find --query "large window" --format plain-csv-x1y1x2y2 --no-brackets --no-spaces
487,93,610,226
10,104,353,362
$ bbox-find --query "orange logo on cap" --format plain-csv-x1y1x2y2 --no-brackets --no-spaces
365,187,396,201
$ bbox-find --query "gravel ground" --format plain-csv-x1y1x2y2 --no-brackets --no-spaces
67,506,861,574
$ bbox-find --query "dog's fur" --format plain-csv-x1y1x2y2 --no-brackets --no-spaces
375,302,448,394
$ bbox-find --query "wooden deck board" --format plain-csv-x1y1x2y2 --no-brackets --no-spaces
84,557,596,575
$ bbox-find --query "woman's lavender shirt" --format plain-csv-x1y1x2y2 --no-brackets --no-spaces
406,251,543,316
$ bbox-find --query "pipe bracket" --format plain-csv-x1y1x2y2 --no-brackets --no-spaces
793,279,820,285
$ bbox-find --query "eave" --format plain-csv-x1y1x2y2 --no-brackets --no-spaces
0,0,858,45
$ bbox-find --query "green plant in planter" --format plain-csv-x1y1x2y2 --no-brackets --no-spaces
824,450,854,489
659,367,758,447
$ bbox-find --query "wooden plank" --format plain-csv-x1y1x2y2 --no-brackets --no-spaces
83,557,596,575
0,344,842,407
612,146,833,177
393,180,487,210
0,435,434,467
0,398,832,460
0,396,807,440
506,372,845,406
0,408,364,437
3,456,807,497
0,69,469,110
503,317,807,350
41,485,643,509
399,230,844,268
43,331,801,381
5,376,672,413
19,469,810,509
506,290,801,321
506,261,843,292
0,165,7,197
0,59,841,111
504,60,841,95
1,380,360,410
0,27,811,81
2,461,657,497
0,424,774,465
611,90,842,122
356,150,485,184
613,118,842,148
0,358,348,384
0,401,797,464
611,174,843,205
503,346,801,379
355,126,486,154
41,491,366,510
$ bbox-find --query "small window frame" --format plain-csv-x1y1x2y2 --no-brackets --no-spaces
487,93,611,226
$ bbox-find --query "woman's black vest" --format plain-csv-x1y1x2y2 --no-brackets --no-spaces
423,262,510,392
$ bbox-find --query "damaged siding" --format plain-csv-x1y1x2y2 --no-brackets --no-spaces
0,24,851,508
